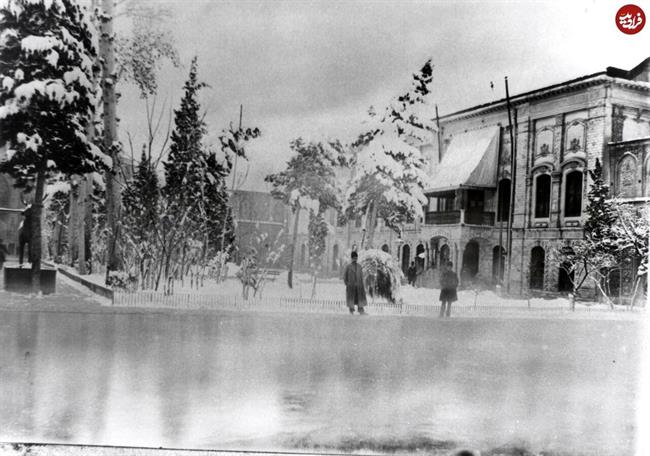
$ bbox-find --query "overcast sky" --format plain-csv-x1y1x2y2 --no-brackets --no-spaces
116,0,649,190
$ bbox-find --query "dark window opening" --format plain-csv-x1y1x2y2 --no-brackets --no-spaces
535,174,551,218
497,179,511,222
529,246,545,290
564,170,583,217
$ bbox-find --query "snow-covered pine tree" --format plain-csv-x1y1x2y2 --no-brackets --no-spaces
122,148,160,288
161,56,208,286
584,158,616,253
202,148,234,255
265,138,343,288
346,59,436,248
0,0,109,291
163,57,206,215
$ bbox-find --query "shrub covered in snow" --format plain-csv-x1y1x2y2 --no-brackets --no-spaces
356,248,404,303
106,270,137,291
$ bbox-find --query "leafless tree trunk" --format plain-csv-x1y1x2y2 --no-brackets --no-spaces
100,0,123,279
68,179,80,265
287,206,301,288
77,176,89,275
30,166,46,292
364,201,378,249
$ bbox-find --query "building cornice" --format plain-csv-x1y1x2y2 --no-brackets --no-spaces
440,74,650,123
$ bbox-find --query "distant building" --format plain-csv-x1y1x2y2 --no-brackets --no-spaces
229,189,290,265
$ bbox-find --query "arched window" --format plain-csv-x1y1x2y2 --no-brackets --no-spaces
415,244,425,270
497,179,511,222
529,246,545,290
462,240,479,278
401,244,410,274
492,245,506,283
564,170,583,217
535,174,551,218
617,155,637,198
332,244,339,271
558,261,574,292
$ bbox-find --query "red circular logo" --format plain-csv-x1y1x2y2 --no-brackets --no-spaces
616,4,645,34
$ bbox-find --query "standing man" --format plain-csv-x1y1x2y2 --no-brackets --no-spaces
439,261,459,318
0,238,8,272
344,251,367,314
407,261,417,286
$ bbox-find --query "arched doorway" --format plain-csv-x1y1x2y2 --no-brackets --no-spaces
429,236,449,270
462,240,479,279
530,246,545,290
439,244,450,268
381,244,389,253
332,244,339,271
558,261,574,292
492,245,506,284
415,244,425,271
401,244,410,274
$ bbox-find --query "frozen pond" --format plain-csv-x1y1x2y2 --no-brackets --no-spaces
0,309,641,455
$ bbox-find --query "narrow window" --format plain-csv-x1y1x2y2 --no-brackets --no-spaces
564,170,583,217
535,174,551,218
497,179,511,222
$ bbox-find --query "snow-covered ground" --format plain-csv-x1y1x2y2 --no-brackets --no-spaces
64,264,643,312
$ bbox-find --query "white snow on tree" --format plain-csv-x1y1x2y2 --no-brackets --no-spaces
265,137,344,289
353,248,404,303
345,59,436,244
0,0,108,289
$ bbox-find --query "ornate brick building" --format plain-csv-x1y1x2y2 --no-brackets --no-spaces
326,57,650,296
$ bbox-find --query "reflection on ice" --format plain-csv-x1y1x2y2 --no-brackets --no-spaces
0,310,640,455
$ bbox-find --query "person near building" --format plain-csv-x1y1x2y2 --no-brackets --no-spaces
344,251,367,314
439,261,459,318
407,261,417,286
0,238,8,272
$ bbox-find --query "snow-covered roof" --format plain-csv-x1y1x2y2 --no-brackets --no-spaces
426,126,500,193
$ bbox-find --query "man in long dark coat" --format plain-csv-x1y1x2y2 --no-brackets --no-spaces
439,261,459,318
344,251,367,314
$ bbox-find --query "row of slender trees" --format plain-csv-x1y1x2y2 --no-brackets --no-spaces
0,0,258,291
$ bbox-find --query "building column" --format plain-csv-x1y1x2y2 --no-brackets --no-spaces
550,171,562,227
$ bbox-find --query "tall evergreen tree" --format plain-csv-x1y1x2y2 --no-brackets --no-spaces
584,158,615,253
161,56,239,287
122,148,160,287
0,0,108,290
346,59,435,247
164,56,207,215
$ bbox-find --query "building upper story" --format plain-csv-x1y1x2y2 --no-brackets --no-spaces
420,56,650,233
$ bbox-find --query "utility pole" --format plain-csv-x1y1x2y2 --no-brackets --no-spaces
504,76,517,294
218,105,243,280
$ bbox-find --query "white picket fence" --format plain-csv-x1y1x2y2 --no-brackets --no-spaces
111,291,643,317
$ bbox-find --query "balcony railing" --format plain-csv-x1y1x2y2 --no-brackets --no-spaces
424,210,495,226
425,211,461,225
465,211,495,226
